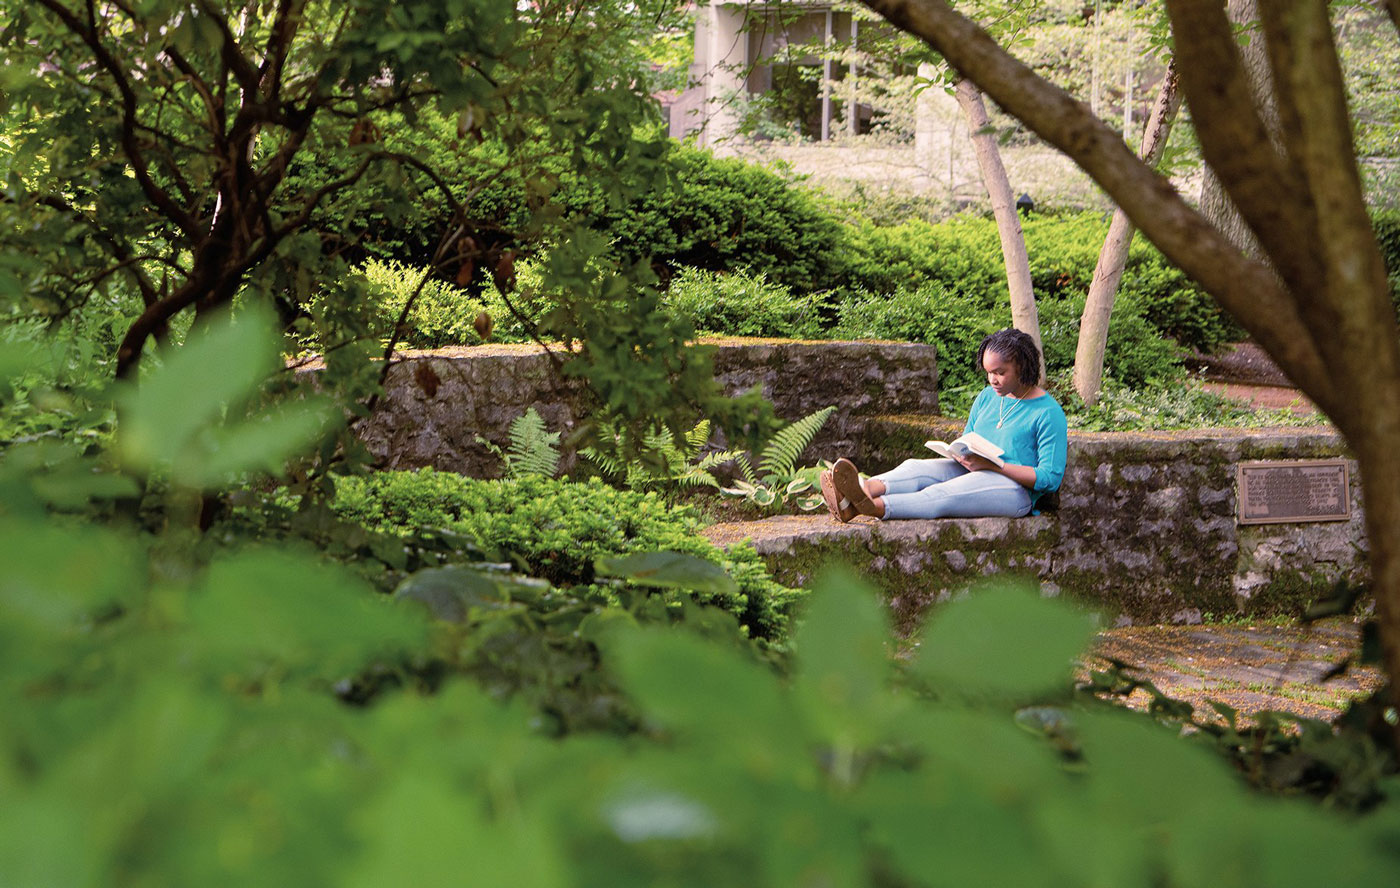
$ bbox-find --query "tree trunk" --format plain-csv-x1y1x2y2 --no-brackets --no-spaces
1197,0,1272,257
1073,62,1182,405
952,77,1044,382
855,0,1400,738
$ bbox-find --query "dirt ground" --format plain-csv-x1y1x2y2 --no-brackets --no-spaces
1187,341,1319,414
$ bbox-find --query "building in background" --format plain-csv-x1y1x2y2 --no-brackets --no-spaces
668,1,870,148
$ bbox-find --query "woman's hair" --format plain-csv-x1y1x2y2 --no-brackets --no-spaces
975,328,1041,387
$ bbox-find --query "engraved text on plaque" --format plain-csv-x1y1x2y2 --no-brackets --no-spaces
1237,459,1350,525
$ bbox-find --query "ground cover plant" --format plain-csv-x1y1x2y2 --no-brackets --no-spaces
332,468,799,644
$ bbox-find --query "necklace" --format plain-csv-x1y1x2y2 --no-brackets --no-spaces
997,392,1023,428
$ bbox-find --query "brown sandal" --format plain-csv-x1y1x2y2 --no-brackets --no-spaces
819,470,857,523
831,458,880,517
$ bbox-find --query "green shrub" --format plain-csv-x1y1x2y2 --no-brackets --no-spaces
333,469,800,642
833,281,1185,412
663,267,831,339
1056,371,1324,431
832,283,1001,408
343,257,583,349
1372,207,1400,318
597,146,847,291
840,212,1241,354
1037,292,1186,390
354,259,495,348
840,216,1005,303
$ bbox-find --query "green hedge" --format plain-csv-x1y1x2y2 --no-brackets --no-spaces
832,283,1002,402
830,282,1182,410
839,212,1242,353
663,267,832,339
333,470,800,642
1373,208,1400,317
353,259,495,349
597,146,847,292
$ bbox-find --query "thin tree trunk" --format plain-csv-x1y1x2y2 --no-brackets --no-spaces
1355,430,1400,729
1073,62,1182,405
953,77,1044,381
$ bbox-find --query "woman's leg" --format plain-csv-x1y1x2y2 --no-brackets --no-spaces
871,458,968,496
881,469,1032,519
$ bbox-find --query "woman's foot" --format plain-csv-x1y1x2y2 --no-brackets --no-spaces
831,458,882,518
819,470,857,523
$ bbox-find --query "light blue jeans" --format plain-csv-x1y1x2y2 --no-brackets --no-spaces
873,458,1032,520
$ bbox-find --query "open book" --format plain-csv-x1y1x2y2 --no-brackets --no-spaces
924,431,1005,468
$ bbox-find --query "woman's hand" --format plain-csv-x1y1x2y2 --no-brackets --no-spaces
956,453,1001,473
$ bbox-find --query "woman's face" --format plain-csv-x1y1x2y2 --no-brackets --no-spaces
982,350,1023,396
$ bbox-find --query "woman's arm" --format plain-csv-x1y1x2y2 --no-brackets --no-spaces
954,452,1038,488
954,405,1066,490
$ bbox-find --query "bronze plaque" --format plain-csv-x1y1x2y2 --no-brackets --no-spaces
1237,459,1350,525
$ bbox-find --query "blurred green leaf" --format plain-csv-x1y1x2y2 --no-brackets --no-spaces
393,564,513,623
607,626,804,764
186,398,335,487
790,568,893,746
117,305,330,487
0,683,228,888
595,550,739,597
29,462,140,508
118,307,278,468
347,774,567,888
860,766,1062,888
912,580,1098,701
187,549,428,681
0,518,141,651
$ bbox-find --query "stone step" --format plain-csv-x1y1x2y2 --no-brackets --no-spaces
704,514,1055,635
703,422,1366,631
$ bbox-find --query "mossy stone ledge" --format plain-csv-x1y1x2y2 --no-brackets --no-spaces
704,426,1368,632
337,338,939,476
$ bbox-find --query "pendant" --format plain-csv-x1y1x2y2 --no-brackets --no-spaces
996,420,1003,428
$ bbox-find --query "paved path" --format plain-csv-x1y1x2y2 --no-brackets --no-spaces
1084,618,1383,723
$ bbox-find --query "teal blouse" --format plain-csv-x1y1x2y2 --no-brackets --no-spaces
963,385,1068,505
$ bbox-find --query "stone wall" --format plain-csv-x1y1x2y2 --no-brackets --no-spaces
337,340,1364,630
347,340,939,476
710,426,1366,631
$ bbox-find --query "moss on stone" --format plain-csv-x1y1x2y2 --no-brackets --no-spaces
1240,571,1357,620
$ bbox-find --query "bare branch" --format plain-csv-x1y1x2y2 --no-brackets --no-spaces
114,284,200,379
1164,1,1324,298
193,0,262,96
1254,2,1398,376
259,0,306,103
161,45,226,143
34,0,201,238
29,194,170,307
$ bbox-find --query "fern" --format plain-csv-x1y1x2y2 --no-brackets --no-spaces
757,406,834,478
731,453,758,487
477,407,560,479
721,407,835,513
583,419,739,491
683,420,713,454
581,423,628,478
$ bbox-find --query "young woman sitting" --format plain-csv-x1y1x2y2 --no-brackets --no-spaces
821,328,1067,521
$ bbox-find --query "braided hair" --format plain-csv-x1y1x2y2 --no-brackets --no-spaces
975,328,1041,387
